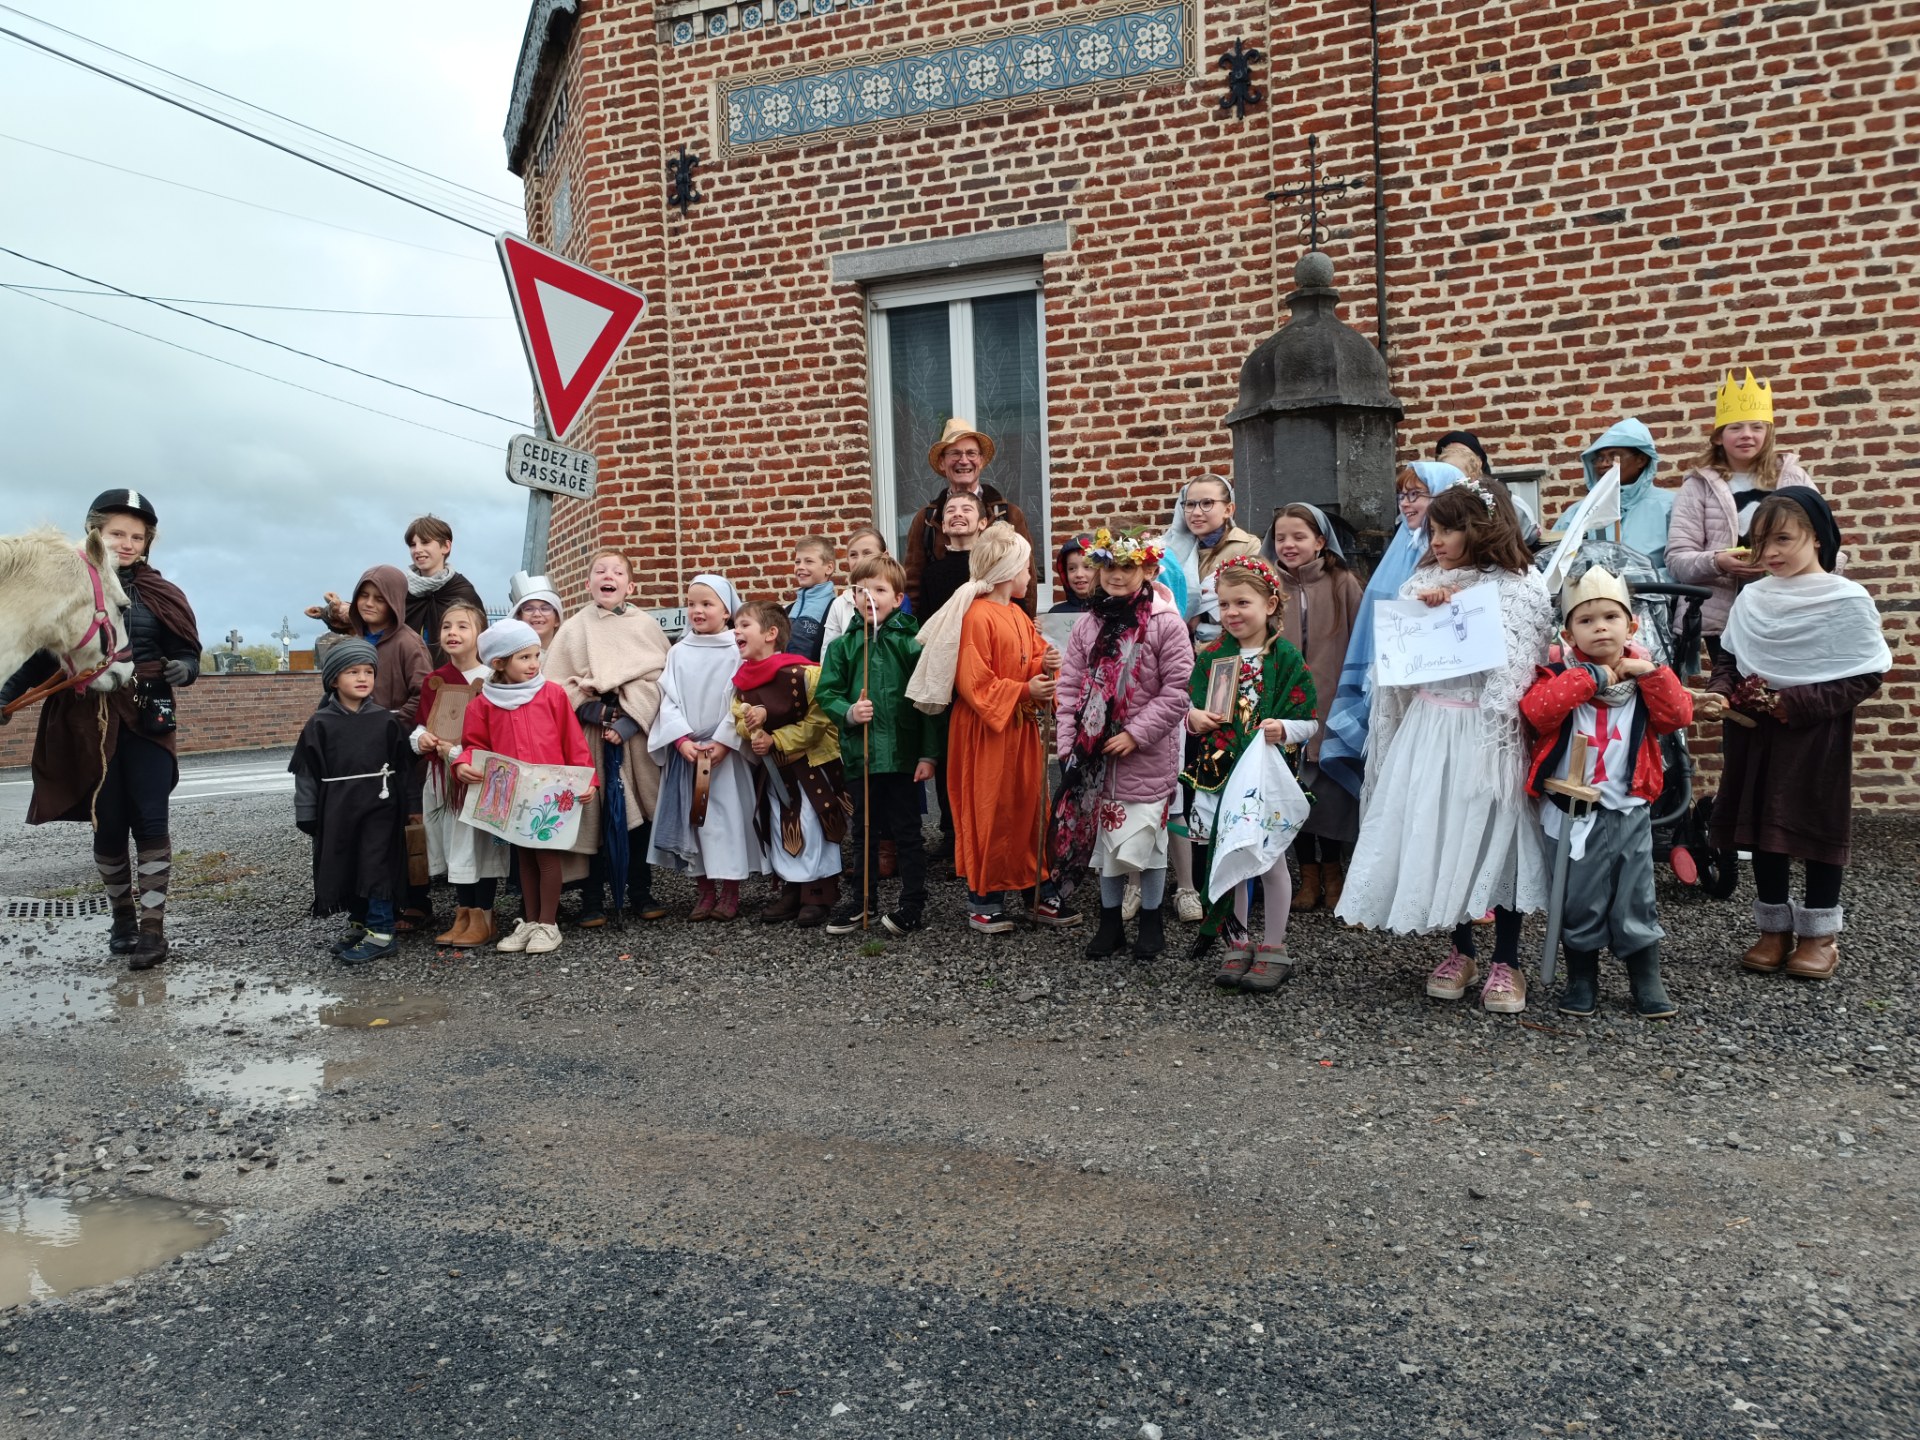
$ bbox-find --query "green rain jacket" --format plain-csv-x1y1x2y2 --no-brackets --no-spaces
816,609,945,777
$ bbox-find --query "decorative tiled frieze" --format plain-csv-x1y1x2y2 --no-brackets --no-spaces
714,0,1196,156
659,0,877,48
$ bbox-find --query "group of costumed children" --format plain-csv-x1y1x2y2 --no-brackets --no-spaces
295,369,1890,1018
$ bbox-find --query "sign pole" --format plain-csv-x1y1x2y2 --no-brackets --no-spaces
521,413,554,573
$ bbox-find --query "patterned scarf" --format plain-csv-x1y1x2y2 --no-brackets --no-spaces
1044,586,1153,887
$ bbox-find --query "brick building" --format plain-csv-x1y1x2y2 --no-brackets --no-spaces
501,0,1916,805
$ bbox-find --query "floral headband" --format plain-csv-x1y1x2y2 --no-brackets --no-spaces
1460,479,1497,516
1085,526,1164,568
1215,554,1281,589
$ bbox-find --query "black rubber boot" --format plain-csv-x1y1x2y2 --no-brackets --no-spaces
127,920,169,971
108,910,139,955
1085,905,1125,959
1557,948,1600,1016
1622,946,1677,1019
1131,905,1165,960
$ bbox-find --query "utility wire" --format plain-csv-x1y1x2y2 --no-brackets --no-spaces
0,245,522,426
2,283,505,321
0,2,522,218
0,23,503,237
0,132,490,263
3,287,501,450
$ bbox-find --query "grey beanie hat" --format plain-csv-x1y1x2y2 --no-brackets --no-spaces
320,636,378,690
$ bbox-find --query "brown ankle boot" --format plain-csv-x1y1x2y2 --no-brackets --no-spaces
463,908,497,948
1741,900,1795,973
1320,859,1344,913
436,908,473,946
1295,862,1323,911
1784,903,1842,979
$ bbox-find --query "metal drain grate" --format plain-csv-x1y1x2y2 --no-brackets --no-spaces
3,896,112,920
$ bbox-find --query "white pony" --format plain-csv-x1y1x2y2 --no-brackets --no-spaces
0,527,135,704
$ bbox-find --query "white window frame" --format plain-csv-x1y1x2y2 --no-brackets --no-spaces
866,263,1052,606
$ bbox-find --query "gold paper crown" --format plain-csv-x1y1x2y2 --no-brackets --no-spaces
1713,368,1774,429
1560,564,1632,620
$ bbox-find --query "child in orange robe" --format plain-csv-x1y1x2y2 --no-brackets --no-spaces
905,522,1058,933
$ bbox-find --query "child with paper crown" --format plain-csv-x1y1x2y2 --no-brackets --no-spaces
1520,565,1693,1017
1335,480,1558,1013
1666,369,1822,658
1697,491,1889,981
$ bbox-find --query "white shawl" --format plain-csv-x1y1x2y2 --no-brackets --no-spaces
1722,572,1890,688
905,533,1032,714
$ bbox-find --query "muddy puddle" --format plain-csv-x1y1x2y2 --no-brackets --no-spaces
3,918,450,1107
0,1192,224,1306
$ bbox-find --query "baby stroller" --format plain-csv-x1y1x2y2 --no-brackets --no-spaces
1536,539,1735,898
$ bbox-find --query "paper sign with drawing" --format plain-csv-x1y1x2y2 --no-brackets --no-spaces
457,749,594,850
1372,585,1505,687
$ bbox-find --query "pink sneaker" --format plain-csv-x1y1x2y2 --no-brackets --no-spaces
1481,962,1528,1014
1426,948,1478,1001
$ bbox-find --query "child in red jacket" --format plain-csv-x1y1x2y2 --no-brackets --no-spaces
1522,566,1693,1019
454,618,595,956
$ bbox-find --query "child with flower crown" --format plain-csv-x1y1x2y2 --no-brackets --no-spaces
1042,526,1194,959
1336,480,1558,1013
1183,555,1318,992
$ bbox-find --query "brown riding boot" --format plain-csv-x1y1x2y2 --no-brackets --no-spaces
1295,862,1323,911
1320,858,1345,913
1740,901,1795,974
760,882,802,925
1783,904,1842,980
462,908,497,948
436,908,473,946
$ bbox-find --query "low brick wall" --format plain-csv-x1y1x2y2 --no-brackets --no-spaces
0,673,321,769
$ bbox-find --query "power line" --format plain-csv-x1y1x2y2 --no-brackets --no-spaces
0,245,522,426
0,132,490,263
2,287,501,450
1,283,505,320
0,2,522,218
0,23,503,237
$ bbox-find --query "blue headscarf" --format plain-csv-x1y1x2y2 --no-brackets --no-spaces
1318,461,1463,796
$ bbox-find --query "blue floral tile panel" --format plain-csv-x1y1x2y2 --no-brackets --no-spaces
718,0,1194,155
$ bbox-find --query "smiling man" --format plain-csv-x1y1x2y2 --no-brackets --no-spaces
902,419,1036,617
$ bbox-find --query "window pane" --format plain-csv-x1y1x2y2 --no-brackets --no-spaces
884,302,952,555
970,291,1044,551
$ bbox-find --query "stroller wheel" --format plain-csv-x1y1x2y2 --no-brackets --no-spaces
1691,795,1742,899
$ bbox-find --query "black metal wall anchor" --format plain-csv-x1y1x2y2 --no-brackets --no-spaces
668,145,700,215
1217,39,1264,120
1266,134,1362,250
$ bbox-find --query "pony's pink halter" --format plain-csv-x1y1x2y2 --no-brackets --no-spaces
0,546,131,718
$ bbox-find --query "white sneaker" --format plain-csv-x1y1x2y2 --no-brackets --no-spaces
525,922,562,955
1175,887,1204,924
496,919,535,953
1121,880,1142,922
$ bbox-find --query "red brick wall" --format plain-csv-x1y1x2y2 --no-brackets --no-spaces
519,0,1918,806
0,674,320,770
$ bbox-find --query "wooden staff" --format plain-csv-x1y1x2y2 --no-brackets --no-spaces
1032,638,1059,912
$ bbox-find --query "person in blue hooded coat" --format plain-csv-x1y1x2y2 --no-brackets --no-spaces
1578,418,1674,576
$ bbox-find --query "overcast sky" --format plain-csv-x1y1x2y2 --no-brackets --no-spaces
0,1,536,657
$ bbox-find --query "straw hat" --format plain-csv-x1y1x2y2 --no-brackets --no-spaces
927,418,996,476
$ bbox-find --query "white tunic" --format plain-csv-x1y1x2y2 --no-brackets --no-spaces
645,632,767,881
411,664,510,885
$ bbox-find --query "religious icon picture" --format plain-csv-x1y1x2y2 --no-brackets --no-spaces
1204,656,1239,718
475,755,519,827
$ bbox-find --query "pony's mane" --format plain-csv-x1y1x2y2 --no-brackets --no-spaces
0,527,78,587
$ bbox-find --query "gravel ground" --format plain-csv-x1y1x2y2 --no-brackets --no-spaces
3,752,1918,1438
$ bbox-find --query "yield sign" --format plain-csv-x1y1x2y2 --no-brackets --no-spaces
496,234,647,440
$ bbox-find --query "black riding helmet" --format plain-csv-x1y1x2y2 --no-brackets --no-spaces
87,488,159,528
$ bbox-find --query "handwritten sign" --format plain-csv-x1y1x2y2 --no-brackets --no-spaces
1372,585,1505,687
457,750,594,850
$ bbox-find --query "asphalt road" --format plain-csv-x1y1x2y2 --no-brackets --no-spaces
0,749,293,827
2,764,1917,1439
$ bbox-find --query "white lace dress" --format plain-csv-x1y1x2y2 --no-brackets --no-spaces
1336,565,1556,933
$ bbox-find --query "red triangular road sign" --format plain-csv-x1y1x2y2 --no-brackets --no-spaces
496,234,647,441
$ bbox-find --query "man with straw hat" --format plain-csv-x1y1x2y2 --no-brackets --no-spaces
904,418,1037,620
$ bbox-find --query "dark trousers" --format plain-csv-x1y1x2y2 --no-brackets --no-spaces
584,819,656,913
93,728,174,847
852,772,927,917
1752,851,1844,909
934,759,955,839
